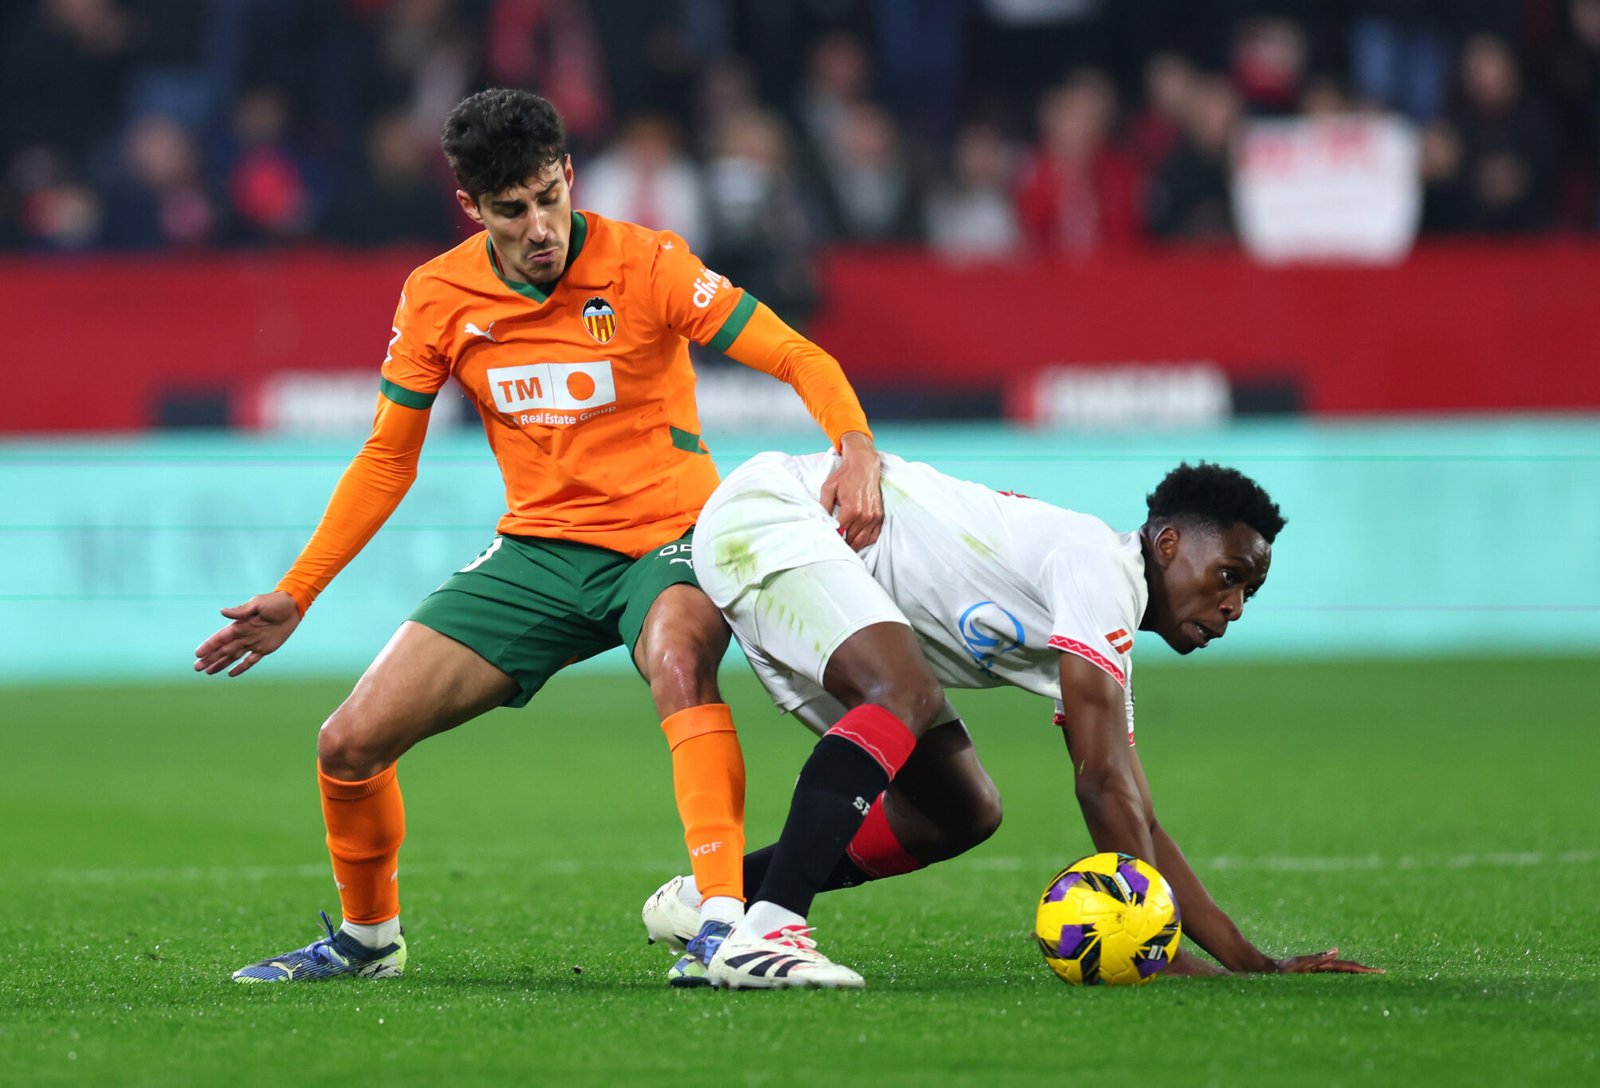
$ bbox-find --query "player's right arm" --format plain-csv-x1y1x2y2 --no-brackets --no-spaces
195,282,444,678
193,395,430,677
1056,653,1160,864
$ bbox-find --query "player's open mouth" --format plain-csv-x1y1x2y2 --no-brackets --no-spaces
1193,622,1221,647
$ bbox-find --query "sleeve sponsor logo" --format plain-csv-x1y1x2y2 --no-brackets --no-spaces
486,361,617,424
692,266,729,309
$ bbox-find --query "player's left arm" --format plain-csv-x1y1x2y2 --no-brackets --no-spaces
717,302,881,548
650,235,882,547
1125,748,1382,976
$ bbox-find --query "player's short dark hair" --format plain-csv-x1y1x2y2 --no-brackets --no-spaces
441,88,567,202
1144,462,1286,543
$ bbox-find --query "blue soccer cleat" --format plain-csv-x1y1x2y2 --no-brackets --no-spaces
232,911,407,983
667,919,733,988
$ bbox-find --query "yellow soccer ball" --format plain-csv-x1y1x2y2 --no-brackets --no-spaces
1035,852,1182,985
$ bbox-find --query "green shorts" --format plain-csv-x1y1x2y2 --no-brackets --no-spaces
409,529,701,707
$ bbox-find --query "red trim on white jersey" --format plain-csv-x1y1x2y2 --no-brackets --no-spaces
1048,634,1128,687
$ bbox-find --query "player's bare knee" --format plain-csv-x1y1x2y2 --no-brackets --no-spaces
316,710,396,781
860,674,947,735
643,637,723,715
966,786,1004,847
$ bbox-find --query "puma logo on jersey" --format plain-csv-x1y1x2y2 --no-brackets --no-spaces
692,267,727,309
465,320,499,342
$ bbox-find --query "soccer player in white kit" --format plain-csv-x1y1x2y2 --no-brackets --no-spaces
642,451,1381,987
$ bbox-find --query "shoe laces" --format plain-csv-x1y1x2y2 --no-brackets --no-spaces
287,911,347,964
764,925,817,952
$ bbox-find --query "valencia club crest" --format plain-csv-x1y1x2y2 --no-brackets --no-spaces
582,296,617,344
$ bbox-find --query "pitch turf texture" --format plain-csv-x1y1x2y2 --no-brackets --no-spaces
3,657,1596,1087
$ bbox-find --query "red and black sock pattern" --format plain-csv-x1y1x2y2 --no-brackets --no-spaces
752,705,916,918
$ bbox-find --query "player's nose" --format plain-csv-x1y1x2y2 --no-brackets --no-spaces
1224,591,1247,621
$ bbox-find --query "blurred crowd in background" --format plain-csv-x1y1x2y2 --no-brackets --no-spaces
5,0,1599,308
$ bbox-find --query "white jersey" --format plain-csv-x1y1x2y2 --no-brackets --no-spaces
694,451,1148,736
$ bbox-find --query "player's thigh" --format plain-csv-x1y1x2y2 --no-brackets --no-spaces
729,558,908,695
821,620,949,735
323,620,520,772
617,530,730,711
406,534,625,708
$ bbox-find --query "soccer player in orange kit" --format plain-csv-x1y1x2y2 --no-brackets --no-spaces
194,88,881,986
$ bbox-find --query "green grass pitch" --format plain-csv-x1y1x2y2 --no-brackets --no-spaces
2,656,1597,1086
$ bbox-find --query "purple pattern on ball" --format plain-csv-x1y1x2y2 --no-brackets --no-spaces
1119,861,1150,899
1056,925,1086,957
1136,955,1166,979
1045,872,1083,902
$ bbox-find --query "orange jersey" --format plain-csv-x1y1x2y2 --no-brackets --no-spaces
384,211,755,554
276,210,869,613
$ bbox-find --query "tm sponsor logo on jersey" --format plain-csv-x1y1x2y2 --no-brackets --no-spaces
692,266,728,309
487,361,617,424
958,601,1025,673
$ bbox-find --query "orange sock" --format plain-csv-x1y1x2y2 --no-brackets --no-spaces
318,761,404,925
661,704,746,903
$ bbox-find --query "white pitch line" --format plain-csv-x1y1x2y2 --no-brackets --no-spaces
34,857,673,885
36,849,1600,885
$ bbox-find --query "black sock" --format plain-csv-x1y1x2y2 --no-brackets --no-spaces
752,734,889,918
744,843,872,896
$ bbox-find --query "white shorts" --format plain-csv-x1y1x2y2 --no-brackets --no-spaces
695,452,957,735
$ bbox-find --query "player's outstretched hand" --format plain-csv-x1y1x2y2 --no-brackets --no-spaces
820,430,884,550
1274,948,1384,974
193,590,302,678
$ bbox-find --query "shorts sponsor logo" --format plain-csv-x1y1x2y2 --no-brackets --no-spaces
581,297,617,344
958,601,1025,674
487,361,617,424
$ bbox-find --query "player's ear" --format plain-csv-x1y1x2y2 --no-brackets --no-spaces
562,154,574,191
1152,524,1181,569
455,190,484,224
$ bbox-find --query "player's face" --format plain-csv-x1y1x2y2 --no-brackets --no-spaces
1146,522,1270,654
457,156,575,286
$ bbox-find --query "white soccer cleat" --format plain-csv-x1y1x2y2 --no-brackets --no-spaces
641,875,701,952
707,925,865,990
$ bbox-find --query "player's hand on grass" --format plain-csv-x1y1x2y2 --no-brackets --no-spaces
194,591,302,677
1272,948,1384,974
821,430,884,549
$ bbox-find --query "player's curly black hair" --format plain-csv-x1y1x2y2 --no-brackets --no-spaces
1144,462,1286,543
441,88,567,201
